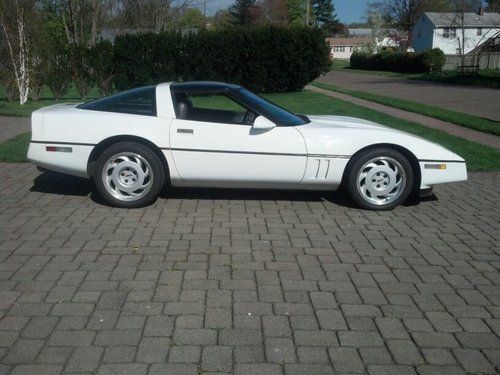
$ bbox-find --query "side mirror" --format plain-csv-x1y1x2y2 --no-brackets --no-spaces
253,116,276,131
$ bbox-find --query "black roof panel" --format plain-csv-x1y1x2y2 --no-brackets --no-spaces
170,81,242,93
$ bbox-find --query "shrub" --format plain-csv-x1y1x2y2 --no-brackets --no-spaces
4,80,19,102
419,48,446,73
113,26,330,93
29,72,44,102
41,45,72,100
70,44,95,100
90,41,115,96
350,48,445,74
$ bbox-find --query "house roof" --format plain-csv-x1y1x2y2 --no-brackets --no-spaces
424,12,500,27
348,28,372,37
99,28,154,43
326,37,373,46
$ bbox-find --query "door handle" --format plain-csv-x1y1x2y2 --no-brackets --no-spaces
177,128,193,134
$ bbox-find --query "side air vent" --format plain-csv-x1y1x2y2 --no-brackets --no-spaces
314,159,330,179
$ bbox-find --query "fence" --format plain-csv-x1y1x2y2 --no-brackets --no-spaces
444,52,500,70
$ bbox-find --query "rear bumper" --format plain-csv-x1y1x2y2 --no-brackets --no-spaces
27,142,93,178
419,160,467,189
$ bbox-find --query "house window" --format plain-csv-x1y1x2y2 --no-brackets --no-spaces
334,46,345,52
443,27,456,38
477,28,482,36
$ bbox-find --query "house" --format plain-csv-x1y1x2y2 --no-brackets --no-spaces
326,37,373,60
412,12,500,55
99,28,154,43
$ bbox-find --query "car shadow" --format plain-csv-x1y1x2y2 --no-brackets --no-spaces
29,170,434,209
160,186,360,208
30,170,95,197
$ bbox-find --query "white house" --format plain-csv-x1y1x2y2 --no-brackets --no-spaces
326,37,372,59
412,12,500,55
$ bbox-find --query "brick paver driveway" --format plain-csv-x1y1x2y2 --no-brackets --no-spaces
1,163,499,375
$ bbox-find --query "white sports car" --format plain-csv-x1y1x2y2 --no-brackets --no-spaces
28,81,467,210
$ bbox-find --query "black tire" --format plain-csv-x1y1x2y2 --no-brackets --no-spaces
346,148,414,211
94,142,165,208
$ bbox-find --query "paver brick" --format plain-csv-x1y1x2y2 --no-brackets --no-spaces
136,337,169,363
329,347,364,372
3,339,44,364
169,346,201,363
265,338,296,363
387,339,424,365
1,166,500,374
9,365,63,375
202,346,233,372
453,348,495,374
94,329,142,346
66,346,103,372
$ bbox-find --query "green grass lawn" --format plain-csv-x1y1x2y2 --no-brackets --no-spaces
312,82,500,136
330,60,500,88
0,132,31,162
420,69,500,89
0,85,101,117
1,90,499,170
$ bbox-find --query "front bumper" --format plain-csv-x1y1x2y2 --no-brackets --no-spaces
419,160,467,189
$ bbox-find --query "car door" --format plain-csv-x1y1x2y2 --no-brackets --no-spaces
169,92,307,187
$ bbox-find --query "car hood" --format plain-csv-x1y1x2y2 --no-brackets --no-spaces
296,115,464,162
303,115,400,132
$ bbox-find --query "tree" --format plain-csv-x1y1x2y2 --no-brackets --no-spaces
90,40,114,96
0,0,37,105
285,0,306,25
210,9,231,28
366,2,386,40
311,0,339,32
258,0,289,25
486,0,500,11
228,0,258,25
178,7,206,29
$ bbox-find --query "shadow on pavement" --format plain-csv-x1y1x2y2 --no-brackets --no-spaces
30,170,94,197
29,170,434,209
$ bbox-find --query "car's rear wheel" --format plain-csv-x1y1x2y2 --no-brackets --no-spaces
347,148,414,210
95,142,165,208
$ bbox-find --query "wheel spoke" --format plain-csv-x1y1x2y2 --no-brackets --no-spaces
101,152,154,202
356,156,407,206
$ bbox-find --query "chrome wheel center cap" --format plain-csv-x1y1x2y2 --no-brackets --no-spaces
371,171,390,191
118,167,138,186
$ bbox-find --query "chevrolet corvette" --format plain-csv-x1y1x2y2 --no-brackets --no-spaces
27,81,467,210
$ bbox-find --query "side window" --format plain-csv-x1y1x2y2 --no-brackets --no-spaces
174,92,255,125
78,86,156,116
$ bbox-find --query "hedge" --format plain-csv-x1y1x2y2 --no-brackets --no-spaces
113,27,331,93
350,48,446,74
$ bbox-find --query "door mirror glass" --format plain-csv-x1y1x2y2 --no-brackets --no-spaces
252,116,276,130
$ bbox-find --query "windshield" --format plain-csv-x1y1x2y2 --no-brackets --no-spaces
235,89,309,126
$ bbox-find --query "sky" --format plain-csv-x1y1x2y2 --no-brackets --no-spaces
204,0,371,24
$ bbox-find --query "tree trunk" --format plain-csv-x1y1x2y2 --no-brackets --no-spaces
1,0,31,105
90,0,100,45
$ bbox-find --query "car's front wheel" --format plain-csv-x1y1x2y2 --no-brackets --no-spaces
94,142,165,208
346,148,414,210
